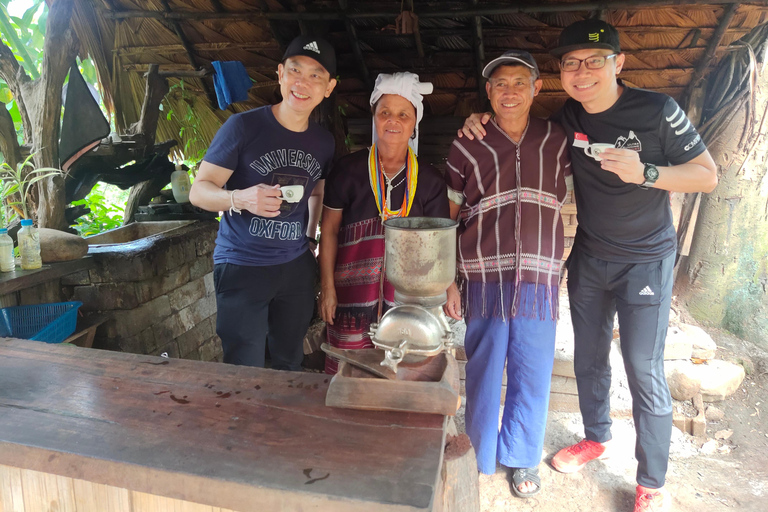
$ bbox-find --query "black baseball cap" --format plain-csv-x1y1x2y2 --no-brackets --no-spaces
550,19,621,58
482,50,540,79
282,35,336,76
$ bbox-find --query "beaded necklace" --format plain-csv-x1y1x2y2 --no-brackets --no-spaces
367,144,418,221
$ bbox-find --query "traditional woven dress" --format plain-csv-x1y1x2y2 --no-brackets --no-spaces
322,148,449,374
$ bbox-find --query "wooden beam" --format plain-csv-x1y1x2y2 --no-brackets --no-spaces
339,0,371,87
683,3,739,115
156,68,213,78
342,86,686,97
114,42,279,56
105,1,768,22
471,0,485,103
405,0,425,59
133,64,170,158
360,25,753,41
159,0,218,110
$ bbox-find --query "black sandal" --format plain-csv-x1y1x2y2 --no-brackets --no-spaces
511,467,541,498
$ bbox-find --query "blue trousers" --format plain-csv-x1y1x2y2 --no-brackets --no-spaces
464,313,556,474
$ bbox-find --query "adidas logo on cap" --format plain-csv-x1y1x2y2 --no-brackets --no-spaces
303,41,320,54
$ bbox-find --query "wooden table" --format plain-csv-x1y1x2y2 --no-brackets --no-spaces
0,339,447,512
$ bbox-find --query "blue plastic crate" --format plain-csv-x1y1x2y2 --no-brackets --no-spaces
0,301,82,343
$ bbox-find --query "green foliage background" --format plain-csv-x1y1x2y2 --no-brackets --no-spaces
0,0,198,236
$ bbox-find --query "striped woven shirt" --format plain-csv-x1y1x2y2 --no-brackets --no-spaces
445,116,571,319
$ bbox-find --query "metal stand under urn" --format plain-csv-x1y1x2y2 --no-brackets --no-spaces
323,217,461,416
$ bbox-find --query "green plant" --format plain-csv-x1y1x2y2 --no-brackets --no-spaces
163,80,207,165
0,152,61,220
71,184,126,236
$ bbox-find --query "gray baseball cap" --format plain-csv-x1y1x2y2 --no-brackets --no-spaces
482,50,540,79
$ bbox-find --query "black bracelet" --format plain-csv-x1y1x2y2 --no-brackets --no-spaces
306,236,318,245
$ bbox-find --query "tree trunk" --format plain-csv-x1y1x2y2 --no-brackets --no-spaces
0,103,22,169
32,0,79,230
0,0,78,230
677,70,768,349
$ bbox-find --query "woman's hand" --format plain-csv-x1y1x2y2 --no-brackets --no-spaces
319,286,338,325
443,282,462,320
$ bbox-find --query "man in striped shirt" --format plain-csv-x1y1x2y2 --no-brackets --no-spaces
443,50,571,498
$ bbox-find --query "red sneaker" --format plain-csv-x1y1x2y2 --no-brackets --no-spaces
634,485,668,512
551,439,607,473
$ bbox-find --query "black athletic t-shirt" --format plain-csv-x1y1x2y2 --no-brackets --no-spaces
552,83,707,263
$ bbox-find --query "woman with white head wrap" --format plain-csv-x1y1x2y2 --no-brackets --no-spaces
317,72,450,374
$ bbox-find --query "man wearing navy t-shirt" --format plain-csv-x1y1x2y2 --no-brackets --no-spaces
190,36,337,371
459,20,718,512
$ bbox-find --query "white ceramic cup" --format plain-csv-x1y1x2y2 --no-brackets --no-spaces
584,143,615,161
278,185,304,203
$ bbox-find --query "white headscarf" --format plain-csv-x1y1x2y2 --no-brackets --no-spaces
369,72,433,155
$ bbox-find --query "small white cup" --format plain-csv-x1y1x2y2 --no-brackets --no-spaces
584,143,615,161
279,185,304,203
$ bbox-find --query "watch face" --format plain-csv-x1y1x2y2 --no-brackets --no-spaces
645,164,659,181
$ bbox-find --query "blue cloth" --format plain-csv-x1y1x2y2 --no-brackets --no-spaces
463,285,556,474
212,61,253,109
204,106,334,267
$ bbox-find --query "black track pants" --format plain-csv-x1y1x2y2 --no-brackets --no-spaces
567,248,674,489
213,251,317,371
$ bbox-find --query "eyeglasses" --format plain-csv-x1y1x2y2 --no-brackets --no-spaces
559,54,617,72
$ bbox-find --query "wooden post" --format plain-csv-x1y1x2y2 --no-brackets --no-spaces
440,417,480,512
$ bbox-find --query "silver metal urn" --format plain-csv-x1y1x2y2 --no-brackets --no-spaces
369,217,458,371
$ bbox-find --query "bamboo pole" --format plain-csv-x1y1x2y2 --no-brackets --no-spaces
682,3,739,114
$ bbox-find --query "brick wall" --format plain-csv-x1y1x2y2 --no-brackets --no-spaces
62,221,223,362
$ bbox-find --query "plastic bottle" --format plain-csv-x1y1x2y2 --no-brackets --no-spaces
17,219,42,270
170,165,191,204
0,228,14,272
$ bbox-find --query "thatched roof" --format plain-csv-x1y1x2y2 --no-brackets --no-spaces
70,1,768,164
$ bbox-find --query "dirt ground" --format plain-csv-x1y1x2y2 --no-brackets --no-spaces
458,311,768,511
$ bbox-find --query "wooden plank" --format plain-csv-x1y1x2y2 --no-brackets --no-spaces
549,392,581,412
552,359,576,379
326,355,461,416
680,192,702,256
563,225,578,238
71,478,131,512
0,339,445,512
0,464,25,512
0,257,94,296
550,375,579,396
0,463,238,512
560,203,578,216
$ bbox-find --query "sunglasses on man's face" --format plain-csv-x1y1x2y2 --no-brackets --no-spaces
559,54,617,72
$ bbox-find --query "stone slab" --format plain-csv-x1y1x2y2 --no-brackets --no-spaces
664,325,694,360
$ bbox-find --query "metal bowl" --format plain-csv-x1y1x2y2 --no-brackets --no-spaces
370,305,446,362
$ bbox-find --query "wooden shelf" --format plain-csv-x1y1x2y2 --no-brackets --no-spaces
0,257,94,296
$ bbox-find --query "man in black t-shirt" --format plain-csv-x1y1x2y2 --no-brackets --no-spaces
458,20,717,512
